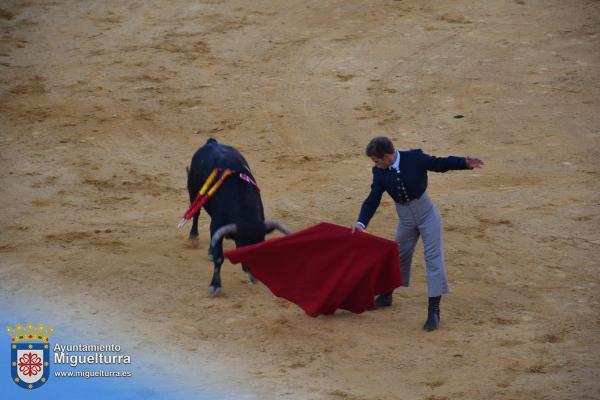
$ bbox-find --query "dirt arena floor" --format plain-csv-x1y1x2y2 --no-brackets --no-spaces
1,1,599,399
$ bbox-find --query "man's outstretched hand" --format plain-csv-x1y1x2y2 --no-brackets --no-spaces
351,222,365,234
466,157,484,169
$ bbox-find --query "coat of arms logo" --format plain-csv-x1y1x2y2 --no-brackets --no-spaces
7,323,54,390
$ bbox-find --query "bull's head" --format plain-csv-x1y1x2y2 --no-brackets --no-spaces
207,220,290,295
210,219,290,261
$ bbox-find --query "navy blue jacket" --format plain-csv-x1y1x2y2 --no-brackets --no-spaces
358,149,470,227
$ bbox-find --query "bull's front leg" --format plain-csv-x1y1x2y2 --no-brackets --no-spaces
207,243,214,261
242,264,257,284
208,260,223,295
208,240,224,295
208,223,237,295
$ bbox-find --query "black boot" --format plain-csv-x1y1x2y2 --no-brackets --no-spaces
423,296,441,331
374,291,393,308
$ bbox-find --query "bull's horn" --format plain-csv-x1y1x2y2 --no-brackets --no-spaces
211,224,238,247
265,220,291,235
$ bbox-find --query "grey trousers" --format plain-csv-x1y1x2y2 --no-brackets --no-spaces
395,191,449,297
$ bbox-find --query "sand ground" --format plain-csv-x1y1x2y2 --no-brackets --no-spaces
1,1,599,399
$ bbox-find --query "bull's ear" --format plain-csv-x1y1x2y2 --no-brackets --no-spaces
264,220,291,235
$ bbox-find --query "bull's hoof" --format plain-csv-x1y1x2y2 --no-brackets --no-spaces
208,286,222,296
247,273,257,284
188,233,199,241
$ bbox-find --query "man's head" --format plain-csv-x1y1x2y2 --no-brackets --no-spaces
366,136,396,169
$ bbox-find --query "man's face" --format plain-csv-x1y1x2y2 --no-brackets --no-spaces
370,153,395,169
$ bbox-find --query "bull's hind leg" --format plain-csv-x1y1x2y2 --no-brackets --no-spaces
188,213,199,240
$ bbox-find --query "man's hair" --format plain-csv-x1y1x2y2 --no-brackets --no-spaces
366,136,395,158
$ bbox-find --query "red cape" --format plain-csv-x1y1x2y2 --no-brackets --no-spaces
224,222,402,317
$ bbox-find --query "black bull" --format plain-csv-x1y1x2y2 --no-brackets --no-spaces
186,138,289,294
